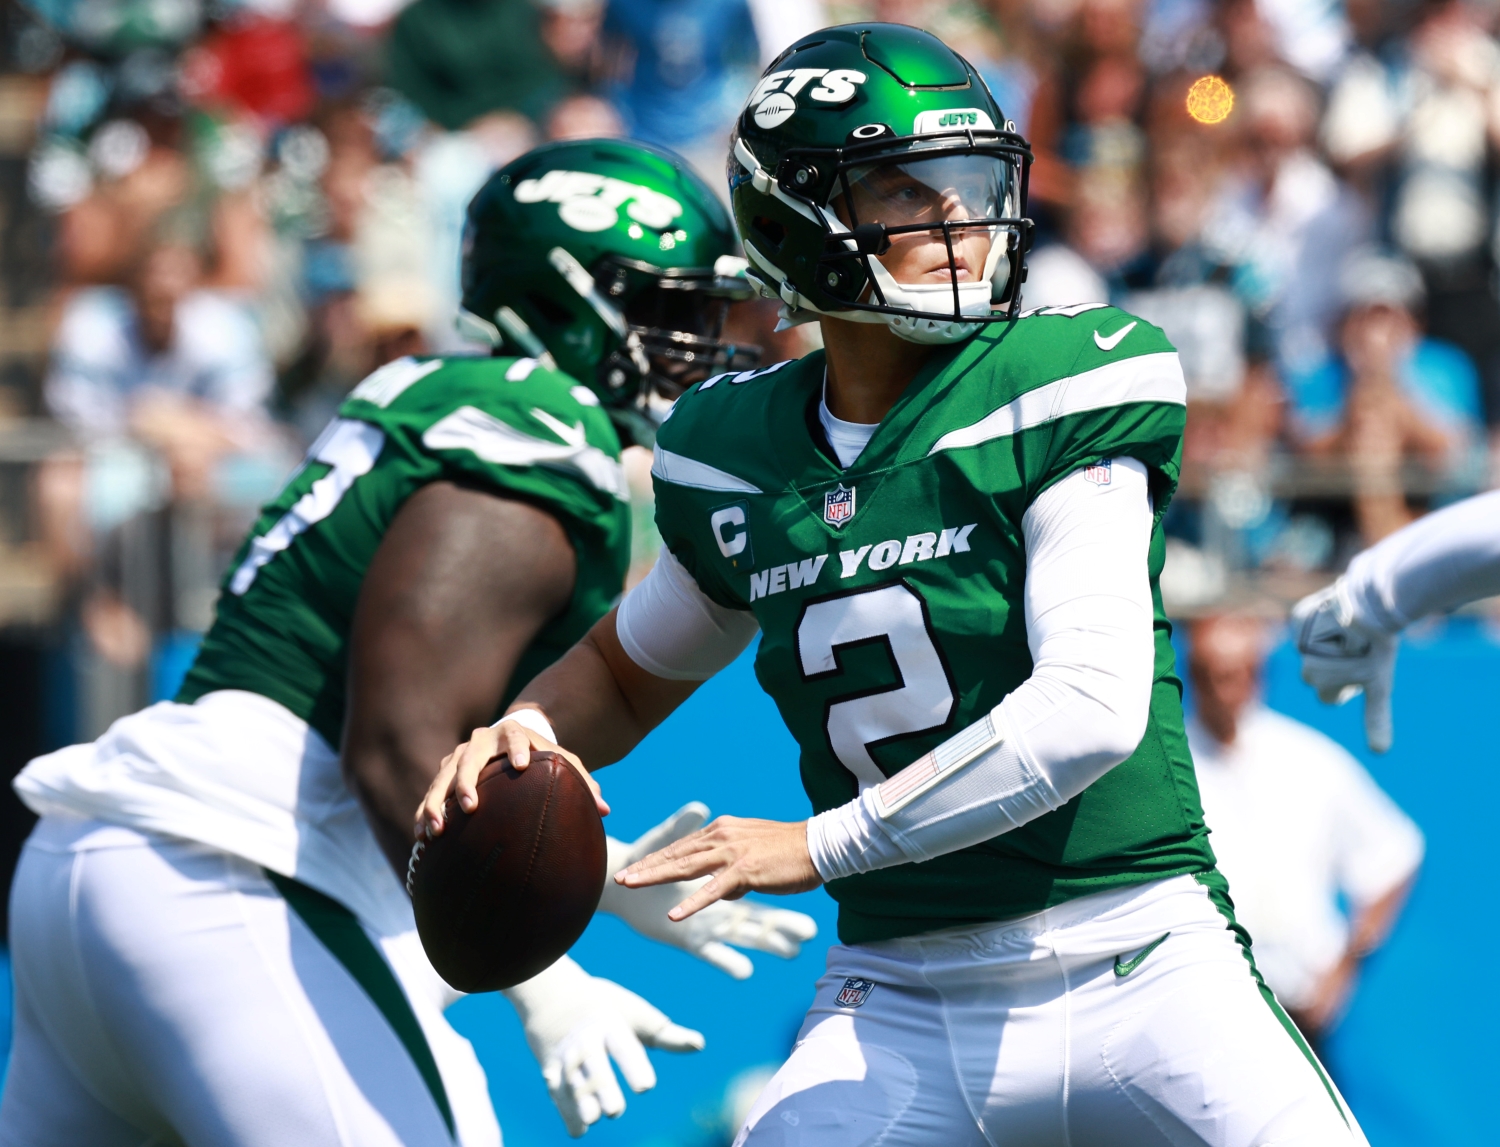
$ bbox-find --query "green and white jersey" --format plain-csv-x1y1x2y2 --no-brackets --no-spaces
180,355,631,748
652,305,1216,943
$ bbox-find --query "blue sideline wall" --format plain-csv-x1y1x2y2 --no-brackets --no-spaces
1,623,1494,1145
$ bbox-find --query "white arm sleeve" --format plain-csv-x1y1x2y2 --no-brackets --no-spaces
1342,489,1500,634
807,458,1156,880
615,547,760,681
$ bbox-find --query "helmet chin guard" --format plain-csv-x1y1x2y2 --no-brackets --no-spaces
853,217,1013,344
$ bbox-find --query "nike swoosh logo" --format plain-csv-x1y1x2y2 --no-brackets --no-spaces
1114,931,1170,978
1093,321,1137,352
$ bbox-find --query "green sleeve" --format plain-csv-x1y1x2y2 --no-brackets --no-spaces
1022,310,1187,515
650,396,755,613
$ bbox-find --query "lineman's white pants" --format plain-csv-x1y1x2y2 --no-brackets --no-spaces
0,817,500,1147
736,875,1366,1147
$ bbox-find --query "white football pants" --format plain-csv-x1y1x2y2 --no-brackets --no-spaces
736,874,1366,1147
0,817,500,1147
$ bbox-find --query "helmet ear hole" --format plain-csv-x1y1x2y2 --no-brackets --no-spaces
751,216,787,251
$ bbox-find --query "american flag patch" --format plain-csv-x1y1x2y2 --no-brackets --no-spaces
1084,459,1112,485
877,755,941,808
836,977,876,1008
874,715,1002,816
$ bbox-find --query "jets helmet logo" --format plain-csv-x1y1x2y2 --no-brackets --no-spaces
824,483,856,527
835,977,875,1008
513,170,683,234
748,68,868,129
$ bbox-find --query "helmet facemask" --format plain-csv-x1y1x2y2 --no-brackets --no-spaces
588,255,763,423
735,123,1034,345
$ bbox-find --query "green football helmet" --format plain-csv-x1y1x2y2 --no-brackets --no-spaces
728,23,1034,344
459,139,760,432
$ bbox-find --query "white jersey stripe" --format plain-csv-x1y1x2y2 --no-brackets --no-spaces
423,405,628,499
928,352,1186,457
651,444,763,493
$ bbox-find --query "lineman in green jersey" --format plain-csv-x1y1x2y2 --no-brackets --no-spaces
426,27,1370,1147
4,139,815,1147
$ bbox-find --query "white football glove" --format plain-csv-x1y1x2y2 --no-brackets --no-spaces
599,803,818,980
1291,580,1398,753
503,956,704,1137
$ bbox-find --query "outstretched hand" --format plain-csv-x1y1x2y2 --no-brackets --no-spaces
416,712,608,839
504,956,702,1137
600,803,818,978
614,815,822,922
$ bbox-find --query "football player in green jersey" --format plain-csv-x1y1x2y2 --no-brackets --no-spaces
426,26,1371,1147
3,139,815,1147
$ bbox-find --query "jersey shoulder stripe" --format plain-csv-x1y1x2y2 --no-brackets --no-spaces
339,355,626,498
423,405,626,499
654,353,821,492
348,357,444,408
929,351,1185,456
651,444,763,493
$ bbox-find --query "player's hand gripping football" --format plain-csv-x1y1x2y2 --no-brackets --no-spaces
1291,580,1398,753
503,955,703,1137
599,803,818,978
417,710,608,838
614,813,823,921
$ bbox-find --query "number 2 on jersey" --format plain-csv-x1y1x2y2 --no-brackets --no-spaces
795,583,956,791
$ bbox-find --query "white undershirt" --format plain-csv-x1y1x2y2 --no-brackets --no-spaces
1342,488,1500,634
615,458,1157,880
817,391,878,469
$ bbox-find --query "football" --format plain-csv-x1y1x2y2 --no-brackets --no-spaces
408,751,607,992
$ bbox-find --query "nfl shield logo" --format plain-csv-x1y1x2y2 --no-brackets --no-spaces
824,484,856,527
1084,458,1112,485
835,977,875,1008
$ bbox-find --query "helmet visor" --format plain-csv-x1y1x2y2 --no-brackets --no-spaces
839,153,1014,230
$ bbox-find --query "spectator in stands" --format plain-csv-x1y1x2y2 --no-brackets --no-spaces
748,0,828,68
1200,67,1370,379
1289,250,1482,445
539,0,607,89
1127,124,1284,471
1289,248,1481,542
388,0,569,128
545,93,627,140
45,228,275,499
1188,614,1423,1054
1321,0,1500,447
1023,164,1147,307
599,0,759,178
